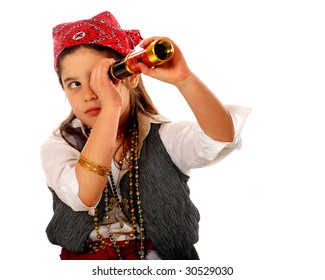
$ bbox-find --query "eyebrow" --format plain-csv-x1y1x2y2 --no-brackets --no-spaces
63,76,78,85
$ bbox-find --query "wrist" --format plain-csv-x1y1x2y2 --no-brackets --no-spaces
99,103,122,115
174,72,197,92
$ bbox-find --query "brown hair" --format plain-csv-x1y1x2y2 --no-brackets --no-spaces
55,44,159,152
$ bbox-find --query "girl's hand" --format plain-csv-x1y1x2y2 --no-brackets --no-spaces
90,58,123,109
137,36,193,87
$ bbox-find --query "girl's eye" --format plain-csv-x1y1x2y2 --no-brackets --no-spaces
70,81,81,89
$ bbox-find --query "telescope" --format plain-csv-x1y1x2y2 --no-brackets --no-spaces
108,38,174,80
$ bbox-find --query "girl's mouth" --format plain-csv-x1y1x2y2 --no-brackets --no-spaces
86,108,101,116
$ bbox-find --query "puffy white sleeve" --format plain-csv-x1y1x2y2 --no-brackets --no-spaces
40,134,98,213
158,105,251,175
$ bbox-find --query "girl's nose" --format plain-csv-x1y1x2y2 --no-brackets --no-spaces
83,84,97,101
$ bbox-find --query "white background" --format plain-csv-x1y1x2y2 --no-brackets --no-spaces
1,0,324,279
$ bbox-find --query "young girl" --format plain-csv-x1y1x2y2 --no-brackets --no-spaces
41,11,250,260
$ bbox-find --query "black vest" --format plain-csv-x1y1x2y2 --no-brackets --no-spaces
46,124,200,259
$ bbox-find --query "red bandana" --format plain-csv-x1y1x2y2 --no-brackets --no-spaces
52,11,143,71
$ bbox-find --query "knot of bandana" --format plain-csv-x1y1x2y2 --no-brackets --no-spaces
52,11,143,72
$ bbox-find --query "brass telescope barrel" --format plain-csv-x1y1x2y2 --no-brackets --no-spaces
108,38,174,80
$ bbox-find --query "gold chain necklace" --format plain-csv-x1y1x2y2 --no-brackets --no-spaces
89,124,146,259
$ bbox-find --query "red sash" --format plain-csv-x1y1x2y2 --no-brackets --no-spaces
60,239,156,260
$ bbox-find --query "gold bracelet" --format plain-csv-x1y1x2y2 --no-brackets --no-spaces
77,154,111,177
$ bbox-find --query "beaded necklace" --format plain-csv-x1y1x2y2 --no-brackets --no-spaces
89,124,146,259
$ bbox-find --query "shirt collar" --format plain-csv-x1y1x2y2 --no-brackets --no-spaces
137,112,170,149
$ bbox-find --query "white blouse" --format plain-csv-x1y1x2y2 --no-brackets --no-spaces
41,104,250,258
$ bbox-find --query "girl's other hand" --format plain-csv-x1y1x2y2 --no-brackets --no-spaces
138,37,193,87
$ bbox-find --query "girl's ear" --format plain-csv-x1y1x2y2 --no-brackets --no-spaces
128,74,140,88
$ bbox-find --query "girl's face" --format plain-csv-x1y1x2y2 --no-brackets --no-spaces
59,47,132,128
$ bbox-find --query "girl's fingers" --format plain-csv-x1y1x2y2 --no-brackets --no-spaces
140,36,162,48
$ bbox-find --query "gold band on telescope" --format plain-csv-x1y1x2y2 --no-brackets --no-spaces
146,38,174,65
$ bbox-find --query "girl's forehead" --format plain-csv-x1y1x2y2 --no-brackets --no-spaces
60,48,107,77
